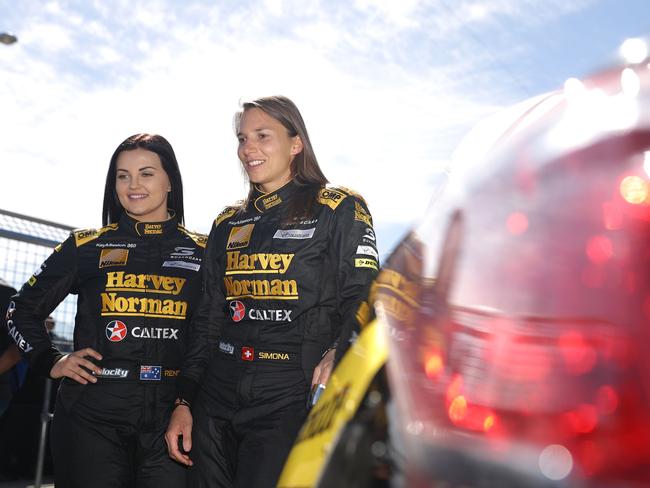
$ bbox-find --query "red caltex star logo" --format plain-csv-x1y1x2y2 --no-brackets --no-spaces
105,320,128,342
241,347,254,361
230,300,246,322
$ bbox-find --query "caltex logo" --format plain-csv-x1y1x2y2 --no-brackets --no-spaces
105,320,128,342
229,300,246,322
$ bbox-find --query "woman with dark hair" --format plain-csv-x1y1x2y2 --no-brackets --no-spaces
166,96,379,487
8,133,206,487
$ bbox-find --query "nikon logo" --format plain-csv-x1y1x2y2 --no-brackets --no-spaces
226,251,294,275
227,224,254,250
105,272,186,295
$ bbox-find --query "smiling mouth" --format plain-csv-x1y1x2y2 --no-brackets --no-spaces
246,160,264,168
128,194,148,200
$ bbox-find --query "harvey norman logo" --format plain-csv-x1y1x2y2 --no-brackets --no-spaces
227,224,254,250
226,252,294,275
101,272,188,319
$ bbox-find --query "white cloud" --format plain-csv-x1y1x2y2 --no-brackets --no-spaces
0,0,614,254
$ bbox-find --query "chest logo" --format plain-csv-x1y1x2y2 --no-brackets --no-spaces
99,249,129,268
106,320,128,342
229,300,246,322
227,224,254,250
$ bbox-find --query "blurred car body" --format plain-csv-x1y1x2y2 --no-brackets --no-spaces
279,38,650,487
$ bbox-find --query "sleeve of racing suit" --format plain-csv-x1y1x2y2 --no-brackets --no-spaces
8,235,78,378
332,195,379,362
176,222,225,403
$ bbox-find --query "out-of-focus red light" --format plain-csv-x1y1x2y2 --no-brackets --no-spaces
506,212,528,235
558,331,597,374
424,352,444,379
585,235,614,264
596,385,619,414
483,415,496,432
448,395,468,423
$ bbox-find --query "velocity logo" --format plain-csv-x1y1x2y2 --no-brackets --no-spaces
106,320,128,342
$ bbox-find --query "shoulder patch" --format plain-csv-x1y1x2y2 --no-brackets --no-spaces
338,186,368,205
318,187,348,211
178,226,208,248
215,207,238,227
73,224,118,247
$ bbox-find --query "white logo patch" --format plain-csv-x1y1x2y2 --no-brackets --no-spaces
162,260,200,272
273,228,316,240
356,245,378,259
219,341,235,355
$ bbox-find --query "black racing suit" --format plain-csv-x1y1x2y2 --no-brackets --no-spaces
7,213,206,488
176,181,379,487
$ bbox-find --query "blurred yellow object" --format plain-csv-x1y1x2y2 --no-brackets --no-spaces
277,318,388,488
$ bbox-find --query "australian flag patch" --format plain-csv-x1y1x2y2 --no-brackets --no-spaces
139,365,161,381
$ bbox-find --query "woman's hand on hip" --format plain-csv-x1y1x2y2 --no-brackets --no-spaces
49,348,103,384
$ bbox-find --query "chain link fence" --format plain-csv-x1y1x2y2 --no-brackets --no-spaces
0,208,76,348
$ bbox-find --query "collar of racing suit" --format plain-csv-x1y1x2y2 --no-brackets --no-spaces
118,210,179,238
252,179,298,213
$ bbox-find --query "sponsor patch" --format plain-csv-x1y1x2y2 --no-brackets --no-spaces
356,245,378,259
362,227,376,243
261,194,282,210
228,300,292,322
257,351,291,361
6,301,15,321
229,300,246,322
273,228,316,240
143,224,163,235
139,365,161,381
227,224,254,250
164,369,180,377
162,260,201,272
132,327,179,340
96,367,129,379
355,258,378,270
105,320,128,342
219,341,235,355
226,252,294,275
318,188,347,210
215,207,238,226
170,247,195,257
99,248,129,268
354,201,372,225
241,346,255,361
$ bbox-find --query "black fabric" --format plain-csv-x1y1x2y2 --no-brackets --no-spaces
51,384,188,488
178,181,379,486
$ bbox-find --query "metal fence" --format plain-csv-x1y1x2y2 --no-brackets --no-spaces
0,208,75,346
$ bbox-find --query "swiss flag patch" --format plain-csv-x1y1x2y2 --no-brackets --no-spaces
241,347,254,361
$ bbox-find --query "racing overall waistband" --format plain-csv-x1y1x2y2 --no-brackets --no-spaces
215,339,301,366
90,359,181,382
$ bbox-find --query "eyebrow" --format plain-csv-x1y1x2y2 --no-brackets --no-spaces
116,166,158,172
237,127,272,137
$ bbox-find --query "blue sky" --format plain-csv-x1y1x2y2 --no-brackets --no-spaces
0,0,648,256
